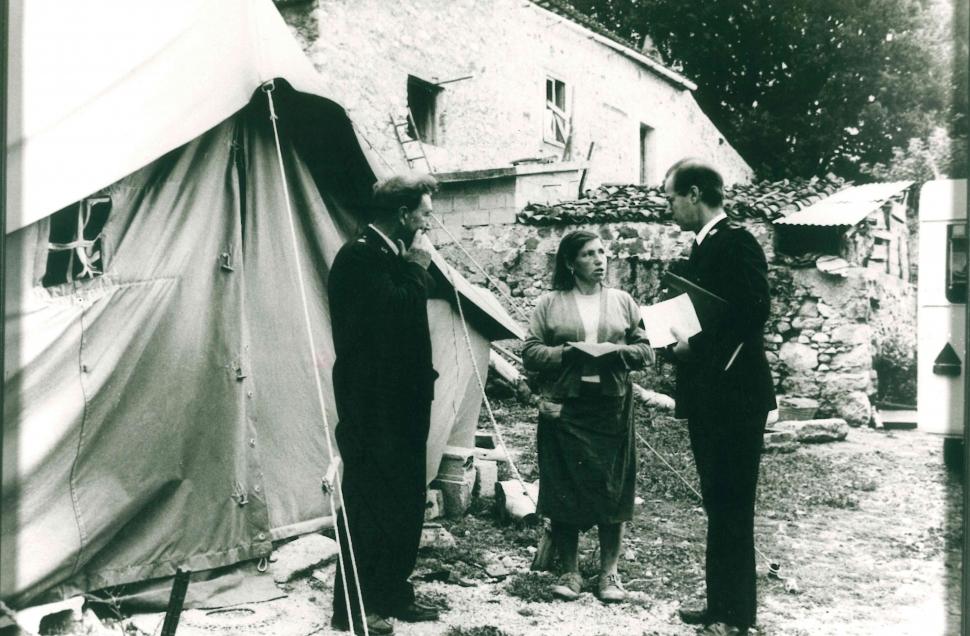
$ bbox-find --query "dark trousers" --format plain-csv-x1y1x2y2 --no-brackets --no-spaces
331,452,426,620
688,410,765,629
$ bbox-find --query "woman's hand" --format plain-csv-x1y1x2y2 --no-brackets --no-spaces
561,344,584,365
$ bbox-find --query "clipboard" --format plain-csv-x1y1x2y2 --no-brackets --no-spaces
661,271,727,332
662,272,744,371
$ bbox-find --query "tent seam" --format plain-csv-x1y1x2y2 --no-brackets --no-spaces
67,305,91,576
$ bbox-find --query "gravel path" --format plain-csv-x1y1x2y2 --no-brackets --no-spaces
118,426,961,636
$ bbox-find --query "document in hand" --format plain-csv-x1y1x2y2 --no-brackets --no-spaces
661,272,727,332
639,294,702,348
567,341,622,358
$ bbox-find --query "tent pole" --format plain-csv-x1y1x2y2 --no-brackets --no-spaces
159,568,191,636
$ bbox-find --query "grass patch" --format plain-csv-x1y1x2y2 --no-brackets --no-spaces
444,627,515,636
449,397,887,605
505,572,556,602
417,589,451,611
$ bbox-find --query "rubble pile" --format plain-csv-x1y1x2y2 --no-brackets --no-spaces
517,175,848,226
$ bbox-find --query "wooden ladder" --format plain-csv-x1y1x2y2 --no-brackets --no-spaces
389,108,434,173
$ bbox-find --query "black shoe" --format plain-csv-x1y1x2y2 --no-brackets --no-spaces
391,600,440,623
330,612,395,635
678,604,711,625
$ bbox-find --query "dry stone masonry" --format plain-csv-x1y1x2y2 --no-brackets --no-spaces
438,178,916,426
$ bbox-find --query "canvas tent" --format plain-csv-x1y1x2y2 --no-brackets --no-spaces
2,0,522,608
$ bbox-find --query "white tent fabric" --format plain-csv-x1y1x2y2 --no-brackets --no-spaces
2,0,524,607
6,0,329,234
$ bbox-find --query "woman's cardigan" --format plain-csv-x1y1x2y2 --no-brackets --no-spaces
522,286,653,399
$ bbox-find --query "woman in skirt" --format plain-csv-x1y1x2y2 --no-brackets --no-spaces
523,230,654,603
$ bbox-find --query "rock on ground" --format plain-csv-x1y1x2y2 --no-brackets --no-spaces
764,430,799,453
270,534,339,583
775,418,850,443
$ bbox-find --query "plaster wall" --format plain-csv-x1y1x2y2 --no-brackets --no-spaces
279,0,753,189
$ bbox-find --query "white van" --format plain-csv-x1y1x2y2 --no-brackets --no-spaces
917,179,967,468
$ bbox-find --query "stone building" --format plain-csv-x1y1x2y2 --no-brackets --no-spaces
275,0,752,226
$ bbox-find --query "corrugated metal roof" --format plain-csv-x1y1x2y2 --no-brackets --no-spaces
774,181,913,227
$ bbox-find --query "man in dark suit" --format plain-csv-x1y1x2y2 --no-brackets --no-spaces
328,173,441,636
665,159,777,636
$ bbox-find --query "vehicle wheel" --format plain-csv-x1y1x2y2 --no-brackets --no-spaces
943,437,963,473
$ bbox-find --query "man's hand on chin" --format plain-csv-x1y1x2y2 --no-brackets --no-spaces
399,231,433,269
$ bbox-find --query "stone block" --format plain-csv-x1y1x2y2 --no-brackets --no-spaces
830,323,870,345
779,342,818,372
822,372,872,393
433,446,477,517
490,208,517,225
792,316,823,330
452,194,479,212
780,375,821,399
18,597,84,636
830,391,872,427
479,192,505,209
830,345,871,371
441,210,464,227
436,195,455,212
777,396,819,420
475,459,499,499
425,488,444,520
420,523,457,550
461,210,491,227
270,533,339,583
764,430,798,453
791,418,849,443
798,300,819,317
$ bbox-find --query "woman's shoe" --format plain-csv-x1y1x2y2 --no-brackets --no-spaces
550,572,583,600
597,572,626,603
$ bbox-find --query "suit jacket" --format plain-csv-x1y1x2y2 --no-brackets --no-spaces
328,226,438,460
674,218,776,420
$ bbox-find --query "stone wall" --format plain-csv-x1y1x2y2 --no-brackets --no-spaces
433,163,585,229
437,221,917,424
278,0,752,187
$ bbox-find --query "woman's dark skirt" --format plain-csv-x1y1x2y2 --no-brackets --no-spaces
536,385,636,529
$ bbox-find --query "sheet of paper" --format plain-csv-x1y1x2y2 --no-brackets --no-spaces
639,293,702,348
566,341,622,358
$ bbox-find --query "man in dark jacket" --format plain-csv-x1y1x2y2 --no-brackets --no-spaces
328,173,440,636
665,159,777,636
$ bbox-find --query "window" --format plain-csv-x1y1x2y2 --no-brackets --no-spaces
407,75,442,145
639,124,655,184
544,77,569,145
946,222,967,303
43,196,110,288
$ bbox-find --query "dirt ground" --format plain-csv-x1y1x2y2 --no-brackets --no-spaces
103,400,962,636
29,401,963,636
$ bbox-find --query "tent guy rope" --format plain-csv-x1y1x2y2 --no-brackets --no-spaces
428,215,531,325
634,430,778,571
262,81,370,636
433,250,537,508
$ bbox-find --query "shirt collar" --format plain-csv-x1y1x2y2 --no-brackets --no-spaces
695,211,727,245
368,224,399,255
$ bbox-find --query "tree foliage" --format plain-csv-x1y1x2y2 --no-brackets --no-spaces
567,0,968,180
